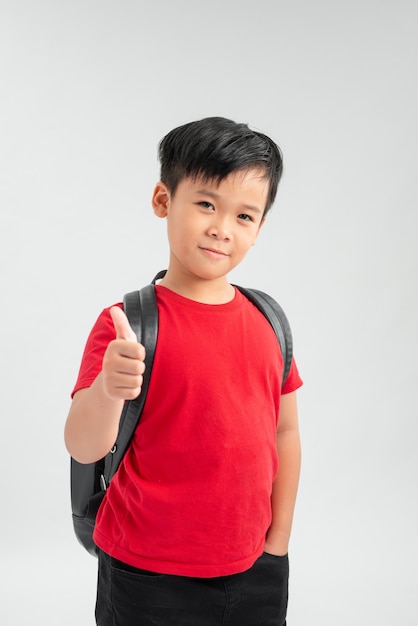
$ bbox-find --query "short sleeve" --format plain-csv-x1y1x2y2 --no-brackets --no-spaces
281,357,303,395
71,304,122,397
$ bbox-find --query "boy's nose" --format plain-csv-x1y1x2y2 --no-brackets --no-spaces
208,218,232,240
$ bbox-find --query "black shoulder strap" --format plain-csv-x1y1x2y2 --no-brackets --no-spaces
103,284,159,485
235,286,293,387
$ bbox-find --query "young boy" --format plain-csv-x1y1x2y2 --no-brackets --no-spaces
65,116,303,626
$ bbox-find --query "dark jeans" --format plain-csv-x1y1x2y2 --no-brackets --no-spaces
96,549,289,626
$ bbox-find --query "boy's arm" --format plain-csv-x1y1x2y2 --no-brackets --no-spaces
64,307,146,464
264,390,301,556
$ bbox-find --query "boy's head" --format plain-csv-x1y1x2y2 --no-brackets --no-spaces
158,117,283,217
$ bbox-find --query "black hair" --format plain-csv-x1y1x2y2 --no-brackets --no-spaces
158,117,283,215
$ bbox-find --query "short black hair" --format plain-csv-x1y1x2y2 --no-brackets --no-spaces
158,117,283,215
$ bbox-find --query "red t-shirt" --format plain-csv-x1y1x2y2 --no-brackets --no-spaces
72,285,303,577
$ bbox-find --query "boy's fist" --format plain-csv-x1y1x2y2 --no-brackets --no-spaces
102,306,146,401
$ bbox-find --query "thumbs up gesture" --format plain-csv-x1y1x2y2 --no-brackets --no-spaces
101,306,146,401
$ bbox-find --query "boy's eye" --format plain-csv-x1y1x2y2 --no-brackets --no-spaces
199,201,214,210
238,213,253,222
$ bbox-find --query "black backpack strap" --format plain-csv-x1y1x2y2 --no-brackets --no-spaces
152,269,167,283
235,286,293,387
103,284,159,486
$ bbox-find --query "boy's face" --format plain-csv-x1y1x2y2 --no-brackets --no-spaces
152,168,269,284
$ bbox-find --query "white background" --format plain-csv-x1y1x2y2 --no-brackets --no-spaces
1,1,417,624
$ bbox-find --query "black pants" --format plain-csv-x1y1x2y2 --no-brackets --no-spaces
96,549,289,626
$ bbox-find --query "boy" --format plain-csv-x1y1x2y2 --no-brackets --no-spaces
65,116,303,626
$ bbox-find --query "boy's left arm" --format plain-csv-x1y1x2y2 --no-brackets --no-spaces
264,390,301,556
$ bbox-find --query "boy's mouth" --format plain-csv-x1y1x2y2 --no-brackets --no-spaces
199,247,229,258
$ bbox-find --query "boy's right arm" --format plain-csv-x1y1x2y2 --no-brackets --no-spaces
64,306,146,464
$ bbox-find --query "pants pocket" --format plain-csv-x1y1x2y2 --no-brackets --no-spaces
110,556,167,578
262,551,289,562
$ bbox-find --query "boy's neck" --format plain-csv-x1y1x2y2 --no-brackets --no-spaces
158,271,235,304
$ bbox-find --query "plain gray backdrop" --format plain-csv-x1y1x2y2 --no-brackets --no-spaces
1,1,417,624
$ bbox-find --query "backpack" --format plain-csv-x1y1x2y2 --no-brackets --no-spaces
70,270,293,556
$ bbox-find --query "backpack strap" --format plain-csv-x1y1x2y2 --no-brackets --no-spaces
234,286,293,387
102,284,159,487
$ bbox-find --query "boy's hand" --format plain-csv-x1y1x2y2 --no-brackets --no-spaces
264,531,289,557
101,306,146,401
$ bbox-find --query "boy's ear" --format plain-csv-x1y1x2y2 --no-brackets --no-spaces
152,182,170,218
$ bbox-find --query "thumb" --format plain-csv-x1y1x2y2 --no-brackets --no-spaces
110,306,137,342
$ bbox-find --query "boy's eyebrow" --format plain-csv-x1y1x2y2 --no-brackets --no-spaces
195,189,263,214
